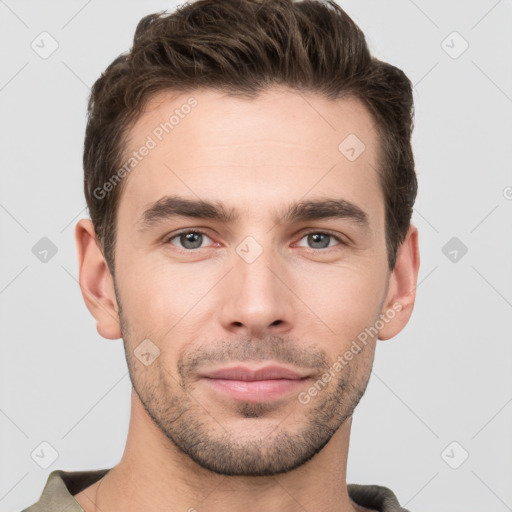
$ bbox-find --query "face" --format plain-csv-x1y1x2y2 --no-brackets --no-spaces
93,87,407,476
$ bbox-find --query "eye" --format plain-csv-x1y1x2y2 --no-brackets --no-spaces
167,230,213,250
296,232,344,249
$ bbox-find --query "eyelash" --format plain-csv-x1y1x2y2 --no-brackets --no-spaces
164,229,216,251
164,229,347,251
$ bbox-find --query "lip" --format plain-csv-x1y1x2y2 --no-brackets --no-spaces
199,365,311,403
200,365,309,381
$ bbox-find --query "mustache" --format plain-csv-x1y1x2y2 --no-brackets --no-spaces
177,334,329,380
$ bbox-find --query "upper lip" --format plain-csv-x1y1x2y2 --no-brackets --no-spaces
199,365,310,381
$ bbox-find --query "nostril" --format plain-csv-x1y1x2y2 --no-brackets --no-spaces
270,320,283,326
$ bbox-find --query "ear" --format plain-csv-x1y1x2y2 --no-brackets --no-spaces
378,224,420,340
75,219,122,340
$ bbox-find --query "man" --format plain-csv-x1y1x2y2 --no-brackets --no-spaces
22,0,419,510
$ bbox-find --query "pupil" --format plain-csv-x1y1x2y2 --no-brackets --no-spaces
182,232,202,249
309,233,329,249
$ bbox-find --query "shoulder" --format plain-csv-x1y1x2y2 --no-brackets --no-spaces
348,483,411,512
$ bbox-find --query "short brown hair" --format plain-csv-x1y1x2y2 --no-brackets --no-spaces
83,0,417,273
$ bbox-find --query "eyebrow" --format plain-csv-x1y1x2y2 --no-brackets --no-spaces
137,195,369,231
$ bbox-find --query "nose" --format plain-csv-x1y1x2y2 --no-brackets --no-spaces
218,243,292,338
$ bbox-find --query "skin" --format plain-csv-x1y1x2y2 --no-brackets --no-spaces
73,87,419,512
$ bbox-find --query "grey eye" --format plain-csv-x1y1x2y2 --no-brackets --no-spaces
170,232,211,250
297,232,338,249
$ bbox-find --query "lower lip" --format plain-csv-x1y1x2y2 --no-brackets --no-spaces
202,377,308,402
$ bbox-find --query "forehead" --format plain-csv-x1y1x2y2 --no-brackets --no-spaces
118,87,383,225
129,87,378,157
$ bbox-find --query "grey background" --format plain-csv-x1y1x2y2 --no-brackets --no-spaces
0,1,511,511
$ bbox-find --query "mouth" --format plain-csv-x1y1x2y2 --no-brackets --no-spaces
198,364,311,403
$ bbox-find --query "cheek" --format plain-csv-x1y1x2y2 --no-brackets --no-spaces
292,261,386,346
115,258,221,343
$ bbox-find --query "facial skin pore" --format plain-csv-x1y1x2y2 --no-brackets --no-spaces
74,87,420,512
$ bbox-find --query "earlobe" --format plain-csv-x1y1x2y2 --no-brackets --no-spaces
378,224,420,341
75,219,122,340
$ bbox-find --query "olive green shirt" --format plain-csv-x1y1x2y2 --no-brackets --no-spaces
20,469,411,511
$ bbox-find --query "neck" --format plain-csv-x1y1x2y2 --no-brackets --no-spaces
79,388,362,512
